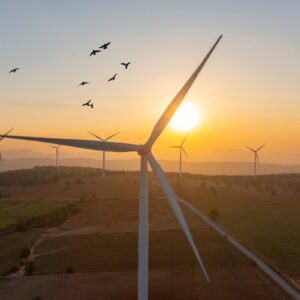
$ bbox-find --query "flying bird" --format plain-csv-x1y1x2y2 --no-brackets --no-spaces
99,42,111,50
108,73,117,82
82,99,94,108
89,49,101,56
79,81,89,86
121,62,131,69
9,68,20,73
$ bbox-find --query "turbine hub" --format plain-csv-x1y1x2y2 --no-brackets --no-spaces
138,144,151,155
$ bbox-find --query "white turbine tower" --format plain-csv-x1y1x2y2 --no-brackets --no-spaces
170,133,189,184
1,35,222,300
0,128,14,167
245,144,266,178
88,131,120,178
49,145,60,167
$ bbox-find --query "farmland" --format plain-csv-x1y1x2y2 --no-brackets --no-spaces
0,167,299,299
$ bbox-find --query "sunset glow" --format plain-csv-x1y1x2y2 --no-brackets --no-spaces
169,102,200,132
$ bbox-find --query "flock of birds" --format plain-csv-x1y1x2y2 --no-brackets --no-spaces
82,41,131,109
9,41,131,110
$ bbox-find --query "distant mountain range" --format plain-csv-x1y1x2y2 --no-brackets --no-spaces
1,157,300,175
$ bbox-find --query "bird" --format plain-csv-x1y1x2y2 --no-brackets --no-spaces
99,42,111,50
9,68,20,73
82,99,94,108
108,73,117,82
89,49,101,56
121,62,131,69
79,81,89,86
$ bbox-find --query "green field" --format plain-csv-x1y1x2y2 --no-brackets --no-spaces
216,205,300,274
179,176,300,278
0,197,75,230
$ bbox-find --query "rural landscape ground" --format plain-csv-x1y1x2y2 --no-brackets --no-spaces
0,166,299,299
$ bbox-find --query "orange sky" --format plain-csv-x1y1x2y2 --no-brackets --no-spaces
1,1,300,164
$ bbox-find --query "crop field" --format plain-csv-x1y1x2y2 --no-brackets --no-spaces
177,174,300,286
0,167,298,299
0,197,75,230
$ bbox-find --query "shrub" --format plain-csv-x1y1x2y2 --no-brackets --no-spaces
80,196,86,202
65,180,70,189
50,175,59,184
74,177,84,185
25,260,35,275
250,261,257,267
65,266,74,273
20,248,31,259
209,209,219,221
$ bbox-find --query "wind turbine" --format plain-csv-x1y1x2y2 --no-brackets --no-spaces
1,35,222,300
0,128,14,167
170,133,189,184
88,131,120,178
49,145,60,167
245,144,266,177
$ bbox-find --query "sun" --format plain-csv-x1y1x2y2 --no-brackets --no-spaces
169,102,200,132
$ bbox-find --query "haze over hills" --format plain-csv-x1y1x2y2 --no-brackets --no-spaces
1,149,300,175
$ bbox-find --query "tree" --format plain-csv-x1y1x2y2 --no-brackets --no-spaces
209,209,219,221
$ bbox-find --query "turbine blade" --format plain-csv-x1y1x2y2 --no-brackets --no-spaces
0,152,3,166
0,135,141,153
147,153,210,282
255,152,259,163
181,133,189,147
0,127,14,141
145,35,222,149
169,145,180,148
105,131,120,141
245,146,255,152
182,147,189,159
256,144,266,152
88,132,104,141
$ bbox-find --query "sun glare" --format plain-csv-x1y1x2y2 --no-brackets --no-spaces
169,102,200,132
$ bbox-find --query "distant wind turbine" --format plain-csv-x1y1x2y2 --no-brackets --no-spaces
88,131,120,178
1,35,223,300
0,127,14,167
50,145,60,167
170,133,189,184
245,144,266,177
